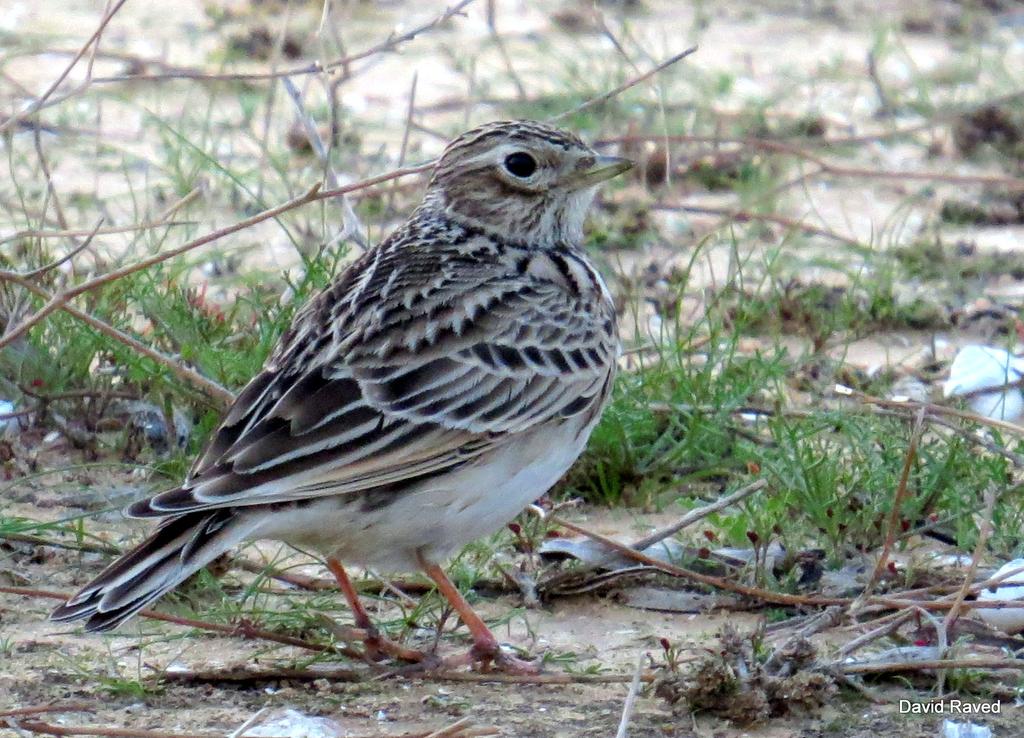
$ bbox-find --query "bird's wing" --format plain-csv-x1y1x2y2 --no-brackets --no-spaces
131,242,616,517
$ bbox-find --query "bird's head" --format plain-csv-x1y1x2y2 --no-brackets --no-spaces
423,120,632,245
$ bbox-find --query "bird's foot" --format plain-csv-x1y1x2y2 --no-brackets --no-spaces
441,638,541,674
371,650,446,676
360,624,426,664
415,556,542,674
483,648,542,675
319,615,424,664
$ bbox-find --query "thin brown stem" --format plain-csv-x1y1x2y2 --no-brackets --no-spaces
1,585,359,658
943,486,998,634
0,219,104,349
0,531,119,555
844,387,1024,437
659,202,863,248
0,0,129,134
539,478,768,593
6,716,499,738
595,132,1024,191
857,408,925,605
547,515,1024,614
549,46,697,122
550,515,846,608
838,657,1024,675
0,183,321,316
0,220,194,247
160,663,649,685
0,272,235,405
838,610,916,658
3,720,220,738
90,0,479,85
0,705,95,719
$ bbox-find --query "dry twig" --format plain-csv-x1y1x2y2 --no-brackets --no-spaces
0,0,128,134
613,653,645,738
546,515,1024,615
856,407,926,606
5,717,497,738
596,132,1024,191
944,486,998,632
550,46,697,122
0,706,95,719
838,656,1024,675
0,220,105,349
159,663,651,685
0,585,360,658
660,202,864,249
280,77,367,248
91,0,479,84
3,720,224,738
539,477,768,593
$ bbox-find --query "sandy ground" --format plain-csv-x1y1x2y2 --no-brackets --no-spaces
7,504,1023,738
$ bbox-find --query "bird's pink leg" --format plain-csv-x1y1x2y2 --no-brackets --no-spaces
418,555,540,674
326,557,424,663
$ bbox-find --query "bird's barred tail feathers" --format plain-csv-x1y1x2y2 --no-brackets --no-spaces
50,509,257,632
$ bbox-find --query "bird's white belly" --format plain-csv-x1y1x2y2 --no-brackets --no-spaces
253,416,596,571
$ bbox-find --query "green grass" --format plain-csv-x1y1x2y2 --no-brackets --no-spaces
561,264,1021,567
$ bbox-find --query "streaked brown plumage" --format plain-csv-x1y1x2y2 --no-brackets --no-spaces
52,120,632,671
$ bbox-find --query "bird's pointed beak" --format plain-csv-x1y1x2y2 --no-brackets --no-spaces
564,155,634,189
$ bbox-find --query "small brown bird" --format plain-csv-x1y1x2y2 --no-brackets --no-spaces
52,120,631,671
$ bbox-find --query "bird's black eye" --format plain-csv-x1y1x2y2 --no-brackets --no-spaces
503,152,537,178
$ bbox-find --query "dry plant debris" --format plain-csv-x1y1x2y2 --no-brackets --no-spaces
653,624,836,725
